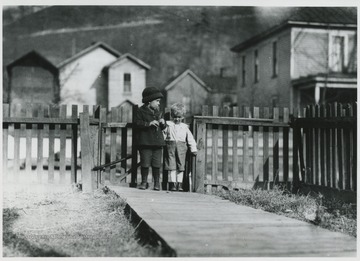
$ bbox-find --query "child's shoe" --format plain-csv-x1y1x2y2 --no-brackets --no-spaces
178,183,184,192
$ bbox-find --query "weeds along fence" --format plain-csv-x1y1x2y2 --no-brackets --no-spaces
291,102,357,192
192,105,292,194
2,103,135,191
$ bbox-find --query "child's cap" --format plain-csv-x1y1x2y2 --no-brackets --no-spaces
170,103,186,117
142,87,163,103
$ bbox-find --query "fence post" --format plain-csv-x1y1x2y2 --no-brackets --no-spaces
194,105,208,193
80,108,99,193
130,105,138,187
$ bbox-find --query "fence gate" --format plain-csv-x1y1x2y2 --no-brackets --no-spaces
192,105,292,194
81,105,139,192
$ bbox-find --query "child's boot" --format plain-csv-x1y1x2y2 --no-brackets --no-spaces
170,182,177,191
138,167,148,190
153,167,160,191
178,182,184,192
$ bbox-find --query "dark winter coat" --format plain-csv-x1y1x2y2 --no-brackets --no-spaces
134,105,166,147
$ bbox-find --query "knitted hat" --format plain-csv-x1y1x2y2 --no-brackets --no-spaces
142,87,164,103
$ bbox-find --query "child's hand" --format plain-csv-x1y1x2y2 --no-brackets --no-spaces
149,120,159,127
159,118,165,125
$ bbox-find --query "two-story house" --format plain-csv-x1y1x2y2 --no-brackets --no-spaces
6,42,150,111
231,7,357,109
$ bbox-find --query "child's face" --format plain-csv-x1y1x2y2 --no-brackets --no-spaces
172,116,183,124
149,98,161,110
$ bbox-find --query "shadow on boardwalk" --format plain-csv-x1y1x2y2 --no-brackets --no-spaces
110,186,356,257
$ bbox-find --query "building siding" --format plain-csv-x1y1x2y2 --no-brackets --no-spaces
59,48,117,106
108,59,146,108
166,76,208,116
237,28,292,108
10,66,55,104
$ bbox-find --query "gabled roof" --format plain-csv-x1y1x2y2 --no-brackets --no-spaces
162,69,210,92
57,41,121,68
6,50,58,74
106,53,151,70
231,7,357,53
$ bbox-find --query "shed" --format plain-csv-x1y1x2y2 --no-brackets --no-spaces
6,50,60,104
162,69,210,116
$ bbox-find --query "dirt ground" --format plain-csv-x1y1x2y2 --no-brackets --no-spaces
3,179,162,257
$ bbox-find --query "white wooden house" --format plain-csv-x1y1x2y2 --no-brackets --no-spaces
57,42,121,106
104,53,151,109
6,42,151,111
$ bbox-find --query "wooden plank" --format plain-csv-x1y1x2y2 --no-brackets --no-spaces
283,108,289,183
331,103,339,189
211,106,219,190
319,105,326,186
71,105,78,184
326,104,333,188
195,105,207,193
36,104,44,183
131,105,139,187
315,105,321,185
80,108,99,192
351,103,357,191
3,104,9,180
253,107,260,182
193,116,288,127
231,107,239,181
48,105,56,183
272,107,279,183
339,104,346,190
344,104,352,191
13,104,21,181
25,104,33,177
243,107,250,182
99,107,107,185
292,108,300,187
109,107,118,184
337,104,344,190
120,107,128,177
111,187,357,257
263,108,270,183
3,117,79,124
222,106,230,181
304,107,310,184
59,105,67,183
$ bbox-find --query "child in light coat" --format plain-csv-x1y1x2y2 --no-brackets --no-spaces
163,103,197,191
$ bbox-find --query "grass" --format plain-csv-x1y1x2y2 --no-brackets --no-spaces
216,185,357,238
3,183,165,257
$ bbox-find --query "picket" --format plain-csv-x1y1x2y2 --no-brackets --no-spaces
294,103,357,192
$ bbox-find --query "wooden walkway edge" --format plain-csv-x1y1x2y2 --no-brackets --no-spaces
109,187,356,257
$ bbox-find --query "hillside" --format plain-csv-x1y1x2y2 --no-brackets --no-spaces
3,6,296,98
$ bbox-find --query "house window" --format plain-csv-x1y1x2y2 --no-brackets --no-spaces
254,49,259,83
123,73,131,93
272,41,278,77
329,35,345,72
241,55,246,87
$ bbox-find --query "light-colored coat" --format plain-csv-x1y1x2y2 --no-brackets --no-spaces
163,121,197,153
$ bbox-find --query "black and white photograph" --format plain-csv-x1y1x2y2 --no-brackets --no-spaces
2,1,358,258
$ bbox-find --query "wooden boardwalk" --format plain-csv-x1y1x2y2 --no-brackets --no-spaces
109,187,356,257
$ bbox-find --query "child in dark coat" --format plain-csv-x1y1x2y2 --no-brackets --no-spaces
163,103,197,191
134,87,166,190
